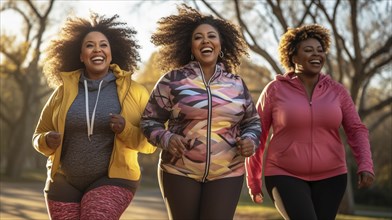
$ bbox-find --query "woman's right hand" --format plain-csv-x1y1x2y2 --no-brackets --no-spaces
251,193,264,204
168,134,188,158
45,131,61,150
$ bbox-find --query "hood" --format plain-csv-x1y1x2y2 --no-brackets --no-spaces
110,63,132,78
79,70,116,91
276,71,332,87
60,63,127,86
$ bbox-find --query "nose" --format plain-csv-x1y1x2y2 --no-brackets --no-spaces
313,49,323,55
93,46,101,52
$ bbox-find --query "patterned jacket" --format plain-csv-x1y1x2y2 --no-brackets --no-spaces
141,61,261,182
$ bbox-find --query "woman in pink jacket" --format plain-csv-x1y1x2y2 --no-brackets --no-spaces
245,24,375,220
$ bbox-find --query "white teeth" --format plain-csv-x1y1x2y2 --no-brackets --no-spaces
201,48,213,53
310,60,321,64
91,57,104,61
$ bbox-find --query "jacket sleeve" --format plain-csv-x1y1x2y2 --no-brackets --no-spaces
245,82,273,196
32,87,61,157
140,73,173,150
117,81,156,154
239,79,261,146
340,85,375,176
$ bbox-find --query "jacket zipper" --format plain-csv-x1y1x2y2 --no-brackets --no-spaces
309,97,314,179
296,76,316,179
199,64,217,182
202,84,212,182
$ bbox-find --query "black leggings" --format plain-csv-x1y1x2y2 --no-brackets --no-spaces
265,174,347,220
158,170,244,220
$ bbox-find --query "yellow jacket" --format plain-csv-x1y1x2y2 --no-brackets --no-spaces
32,64,156,181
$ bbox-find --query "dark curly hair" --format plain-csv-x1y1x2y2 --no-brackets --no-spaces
43,12,140,88
151,4,248,73
278,24,331,72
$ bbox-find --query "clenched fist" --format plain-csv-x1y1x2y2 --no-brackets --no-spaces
46,131,61,150
110,113,125,134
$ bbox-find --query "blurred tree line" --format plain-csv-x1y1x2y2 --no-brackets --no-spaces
1,0,391,215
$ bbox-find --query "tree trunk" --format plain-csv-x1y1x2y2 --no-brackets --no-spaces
5,117,29,178
4,100,39,178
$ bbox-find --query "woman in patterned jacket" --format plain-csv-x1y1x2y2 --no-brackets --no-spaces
140,4,261,220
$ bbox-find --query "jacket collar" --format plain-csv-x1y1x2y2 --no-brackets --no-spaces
184,61,226,81
60,63,128,82
277,71,331,86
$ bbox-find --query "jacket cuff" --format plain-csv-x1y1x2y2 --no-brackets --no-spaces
247,178,262,195
159,131,174,150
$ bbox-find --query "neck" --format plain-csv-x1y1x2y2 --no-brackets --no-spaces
200,63,216,82
295,71,319,98
84,69,109,80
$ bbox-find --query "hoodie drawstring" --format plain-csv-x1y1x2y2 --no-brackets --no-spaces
84,79,103,141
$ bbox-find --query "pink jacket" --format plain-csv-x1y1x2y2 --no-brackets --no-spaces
246,72,374,195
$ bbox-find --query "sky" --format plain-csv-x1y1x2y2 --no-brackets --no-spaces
0,0,271,72
65,0,182,63
0,0,187,63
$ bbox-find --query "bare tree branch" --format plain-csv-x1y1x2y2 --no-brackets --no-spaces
365,56,392,80
360,96,392,118
234,0,283,74
298,0,316,26
368,111,392,133
315,0,346,83
363,36,392,69
200,0,224,20
266,0,288,30
349,0,363,67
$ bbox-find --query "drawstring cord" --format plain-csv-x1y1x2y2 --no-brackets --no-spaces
84,79,103,141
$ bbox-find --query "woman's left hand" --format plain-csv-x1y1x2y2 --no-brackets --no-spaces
358,171,375,189
110,113,125,134
236,137,255,157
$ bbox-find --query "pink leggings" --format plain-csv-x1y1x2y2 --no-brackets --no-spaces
46,185,133,220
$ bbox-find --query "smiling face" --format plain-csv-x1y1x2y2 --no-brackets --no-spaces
80,31,112,79
293,38,325,76
191,24,221,68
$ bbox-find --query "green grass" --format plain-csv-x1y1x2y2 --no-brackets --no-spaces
235,191,392,220
234,204,391,220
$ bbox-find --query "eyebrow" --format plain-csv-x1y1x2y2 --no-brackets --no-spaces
84,40,109,44
193,31,217,36
303,45,323,49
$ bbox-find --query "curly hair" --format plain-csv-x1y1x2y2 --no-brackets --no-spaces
151,4,248,73
278,24,331,72
43,12,141,88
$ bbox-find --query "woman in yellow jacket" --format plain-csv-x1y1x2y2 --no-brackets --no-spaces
32,12,155,220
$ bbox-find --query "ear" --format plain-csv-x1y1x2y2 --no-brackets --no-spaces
291,55,297,64
80,54,83,63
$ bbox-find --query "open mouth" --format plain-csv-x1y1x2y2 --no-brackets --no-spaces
201,47,213,55
91,56,105,64
309,59,321,65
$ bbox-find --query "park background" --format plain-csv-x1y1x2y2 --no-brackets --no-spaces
1,0,391,219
